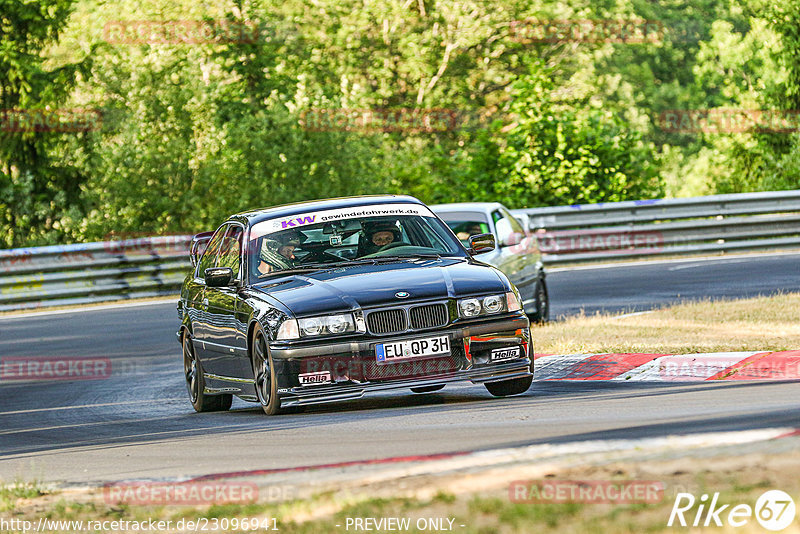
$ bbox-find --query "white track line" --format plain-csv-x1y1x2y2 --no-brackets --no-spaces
547,250,800,272
0,297,178,320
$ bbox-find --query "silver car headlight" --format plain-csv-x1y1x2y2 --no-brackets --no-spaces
298,313,356,337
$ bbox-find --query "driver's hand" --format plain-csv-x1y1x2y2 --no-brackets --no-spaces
257,260,273,276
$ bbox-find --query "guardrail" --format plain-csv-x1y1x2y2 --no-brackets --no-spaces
0,236,192,312
2,190,799,311
510,190,800,264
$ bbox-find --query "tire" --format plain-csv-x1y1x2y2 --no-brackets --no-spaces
485,375,533,397
251,325,282,415
528,277,549,324
182,332,232,412
410,385,445,393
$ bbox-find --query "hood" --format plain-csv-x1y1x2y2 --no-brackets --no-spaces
252,258,508,316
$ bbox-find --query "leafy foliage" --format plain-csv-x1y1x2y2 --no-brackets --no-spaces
2,0,798,246
0,0,92,247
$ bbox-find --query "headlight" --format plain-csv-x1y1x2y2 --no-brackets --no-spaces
298,313,356,337
299,317,323,336
458,294,511,318
326,314,351,334
459,298,481,317
483,295,504,313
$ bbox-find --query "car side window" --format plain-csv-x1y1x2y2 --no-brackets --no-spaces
491,210,511,247
216,225,243,279
196,225,227,277
493,209,525,248
500,208,526,234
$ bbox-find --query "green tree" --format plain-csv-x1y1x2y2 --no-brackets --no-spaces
0,0,92,247
443,62,661,207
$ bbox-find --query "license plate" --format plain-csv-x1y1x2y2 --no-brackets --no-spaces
376,335,450,364
490,347,521,361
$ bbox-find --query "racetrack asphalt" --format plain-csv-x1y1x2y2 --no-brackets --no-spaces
1,252,799,483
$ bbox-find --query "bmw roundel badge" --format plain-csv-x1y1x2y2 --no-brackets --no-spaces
395,291,410,298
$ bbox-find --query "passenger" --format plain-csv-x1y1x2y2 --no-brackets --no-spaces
257,232,302,275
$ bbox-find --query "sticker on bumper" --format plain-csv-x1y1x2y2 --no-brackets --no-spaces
491,347,521,361
299,371,332,385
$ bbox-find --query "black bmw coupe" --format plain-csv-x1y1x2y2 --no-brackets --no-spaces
178,195,533,415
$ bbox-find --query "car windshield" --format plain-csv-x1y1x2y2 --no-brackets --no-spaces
441,220,491,246
248,203,466,278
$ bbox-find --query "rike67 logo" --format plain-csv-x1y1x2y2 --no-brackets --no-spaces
669,490,796,531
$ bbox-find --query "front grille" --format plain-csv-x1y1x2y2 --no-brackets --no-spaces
409,304,449,330
366,309,407,334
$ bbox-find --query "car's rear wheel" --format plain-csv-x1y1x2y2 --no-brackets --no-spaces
183,332,232,412
411,385,445,393
528,277,549,323
485,375,533,397
252,325,282,415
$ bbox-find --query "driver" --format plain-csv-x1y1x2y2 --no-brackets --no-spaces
370,229,396,247
257,231,303,275
456,223,484,241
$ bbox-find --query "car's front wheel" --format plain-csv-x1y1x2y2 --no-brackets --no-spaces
528,277,549,323
251,325,282,415
485,374,533,397
183,332,232,412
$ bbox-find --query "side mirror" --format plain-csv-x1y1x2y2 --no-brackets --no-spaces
190,231,214,267
468,233,496,255
204,267,233,288
502,231,524,247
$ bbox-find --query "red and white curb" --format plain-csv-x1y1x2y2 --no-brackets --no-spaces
534,350,800,381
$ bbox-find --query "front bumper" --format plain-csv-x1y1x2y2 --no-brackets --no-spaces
269,315,532,407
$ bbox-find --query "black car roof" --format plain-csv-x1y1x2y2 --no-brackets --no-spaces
228,195,425,226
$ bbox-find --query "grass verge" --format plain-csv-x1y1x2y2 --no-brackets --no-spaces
536,292,800,355
3,452,800,533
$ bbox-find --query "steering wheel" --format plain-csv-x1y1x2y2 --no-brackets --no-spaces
378,241,409,252
297,249,342,264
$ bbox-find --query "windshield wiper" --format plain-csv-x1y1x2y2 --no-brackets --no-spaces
254,263,336,279
372,253,443,260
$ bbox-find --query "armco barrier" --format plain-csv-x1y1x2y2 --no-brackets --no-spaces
2,190,800,311
511,190,800,264
0,236,192,312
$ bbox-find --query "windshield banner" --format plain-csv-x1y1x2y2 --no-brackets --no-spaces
251,203,435,239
